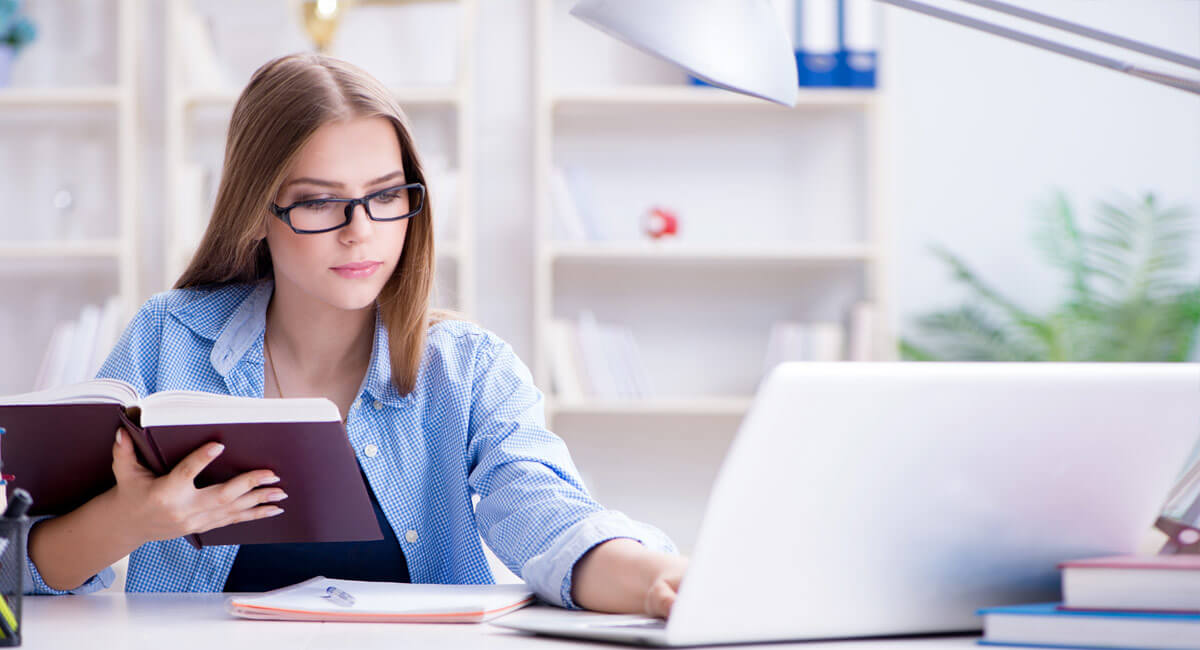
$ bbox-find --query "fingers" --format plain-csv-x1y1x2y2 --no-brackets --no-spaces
169,442,225,484
228,487,287,513
203,470,280,506
111,428,151,483
194,503,285,535
646,579,677,619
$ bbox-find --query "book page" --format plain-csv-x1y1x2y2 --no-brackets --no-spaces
140,391,341,427
0,378,139,407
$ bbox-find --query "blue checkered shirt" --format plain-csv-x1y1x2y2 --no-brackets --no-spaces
24,280,676,607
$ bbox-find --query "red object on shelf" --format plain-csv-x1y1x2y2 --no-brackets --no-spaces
643,206,679,239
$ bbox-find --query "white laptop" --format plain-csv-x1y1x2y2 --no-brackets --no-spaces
494,362,1200,646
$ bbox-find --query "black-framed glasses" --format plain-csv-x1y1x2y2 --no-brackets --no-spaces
270,182,426,234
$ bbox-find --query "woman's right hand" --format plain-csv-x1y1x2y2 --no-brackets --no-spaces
110,428,287,544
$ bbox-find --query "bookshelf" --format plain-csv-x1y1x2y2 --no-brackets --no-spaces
162,0,476,316
532,0,892,550
0,0,140,395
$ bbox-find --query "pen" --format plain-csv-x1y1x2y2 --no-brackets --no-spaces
322,585,356,607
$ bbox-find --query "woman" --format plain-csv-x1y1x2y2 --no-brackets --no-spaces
26,53,686,618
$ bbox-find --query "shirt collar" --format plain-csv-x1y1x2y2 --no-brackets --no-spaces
168,279,412,407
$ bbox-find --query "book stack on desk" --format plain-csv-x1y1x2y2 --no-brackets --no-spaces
979,554,1200,649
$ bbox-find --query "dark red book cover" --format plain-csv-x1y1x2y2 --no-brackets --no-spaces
0,403,381,548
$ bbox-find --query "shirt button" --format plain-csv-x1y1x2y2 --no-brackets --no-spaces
363,443,379,458
405,530,419,543
352,399,361,410
373,400,383,410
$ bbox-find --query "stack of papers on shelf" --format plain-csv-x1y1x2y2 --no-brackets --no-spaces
549,312,653,402
549,165,601,242
33,296,124,391
762,320,844,372
227,577,535,623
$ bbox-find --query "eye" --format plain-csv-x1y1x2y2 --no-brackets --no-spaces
303,199,336,212
374,190,403,204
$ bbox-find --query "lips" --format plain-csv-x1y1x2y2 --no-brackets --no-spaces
331,261,382,271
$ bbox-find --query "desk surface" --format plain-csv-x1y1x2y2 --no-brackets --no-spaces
18,593,983,649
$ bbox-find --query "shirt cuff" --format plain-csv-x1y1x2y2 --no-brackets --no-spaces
521,510,677,610
24,515,115,595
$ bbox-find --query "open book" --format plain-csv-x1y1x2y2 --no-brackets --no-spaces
0,378,380,548
227,577,536,623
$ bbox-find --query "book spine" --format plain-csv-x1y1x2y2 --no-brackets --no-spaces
125,417,169,476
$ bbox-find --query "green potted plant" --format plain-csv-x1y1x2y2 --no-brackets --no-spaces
901,192,1200,362
0,0,37,88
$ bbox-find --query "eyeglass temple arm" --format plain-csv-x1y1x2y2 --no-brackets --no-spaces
874,0,1200,96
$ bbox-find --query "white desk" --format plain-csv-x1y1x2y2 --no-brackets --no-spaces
16,593,983,649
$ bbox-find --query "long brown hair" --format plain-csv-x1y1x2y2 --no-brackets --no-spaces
175,53,436,396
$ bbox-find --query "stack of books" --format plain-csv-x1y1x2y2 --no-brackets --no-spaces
979,554,1200,649
33,296,124,391
548,311,653,402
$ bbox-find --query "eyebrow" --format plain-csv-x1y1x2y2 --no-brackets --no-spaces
281,170,406,191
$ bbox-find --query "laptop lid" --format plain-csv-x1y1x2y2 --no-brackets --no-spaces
663,362,1200,646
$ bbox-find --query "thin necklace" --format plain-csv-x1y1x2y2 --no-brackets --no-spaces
264,329,285,399
265,329,349,425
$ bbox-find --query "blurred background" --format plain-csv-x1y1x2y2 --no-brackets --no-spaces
0,0,1197,560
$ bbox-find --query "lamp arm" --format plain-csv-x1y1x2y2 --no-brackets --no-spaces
954,0,1200,71
874,0,1200,96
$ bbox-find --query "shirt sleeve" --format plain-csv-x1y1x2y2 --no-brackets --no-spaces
465,334,677,609
94,293,165,394
23,296,163,595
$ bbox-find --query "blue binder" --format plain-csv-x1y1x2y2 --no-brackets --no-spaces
796,0,840,87
838,0,877,87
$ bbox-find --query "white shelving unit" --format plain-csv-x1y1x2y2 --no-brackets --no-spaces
533,0,893,422
0,0,140,394
531,0,892,553
162,0,476,316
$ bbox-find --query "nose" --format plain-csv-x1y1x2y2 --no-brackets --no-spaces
339,200,374,242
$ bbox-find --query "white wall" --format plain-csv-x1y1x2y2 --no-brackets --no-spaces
880,0,1200,354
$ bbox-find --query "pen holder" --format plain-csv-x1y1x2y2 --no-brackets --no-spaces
0,514,24,646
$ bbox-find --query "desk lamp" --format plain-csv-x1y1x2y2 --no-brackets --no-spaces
568,0,1200,106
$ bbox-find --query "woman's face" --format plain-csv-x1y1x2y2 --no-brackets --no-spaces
266,116,411,312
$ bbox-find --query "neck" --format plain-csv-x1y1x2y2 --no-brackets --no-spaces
265,282,375,386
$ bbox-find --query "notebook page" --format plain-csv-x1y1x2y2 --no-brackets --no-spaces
140,391,340,427
230,577,534,617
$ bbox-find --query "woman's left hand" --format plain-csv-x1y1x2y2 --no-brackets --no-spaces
571,538,690,619
642,553,689,619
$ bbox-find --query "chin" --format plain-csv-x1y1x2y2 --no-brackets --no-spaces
319,278,388,312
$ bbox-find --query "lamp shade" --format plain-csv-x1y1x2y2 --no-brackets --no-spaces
569,0,799,107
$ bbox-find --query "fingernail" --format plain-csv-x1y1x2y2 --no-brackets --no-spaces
269,507,284,516
268,492,288,502
259,476,280,486
208,444,225,457
115,429,123,444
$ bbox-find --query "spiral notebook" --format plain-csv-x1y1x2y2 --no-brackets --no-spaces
227,577,536,623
